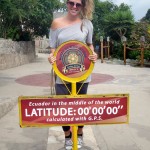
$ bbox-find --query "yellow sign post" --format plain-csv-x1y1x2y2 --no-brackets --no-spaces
53,40,94,150
71,82,78,149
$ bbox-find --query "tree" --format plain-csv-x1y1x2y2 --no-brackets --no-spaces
92,0,115,44
0,0,61,41
127,21,150,61
141,8,150,22
104,3,134,41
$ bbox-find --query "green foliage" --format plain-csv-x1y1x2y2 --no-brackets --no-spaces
128,50,140,60
144,50,150,61
142,9,150,22
145,9,150,22
92,1,135,59
111,42,124,59
92,0,115,44
128,50,150,61
0,0,61,41
104,3,134,41
127,21,150,61
92,1,134,46
128,21,150,52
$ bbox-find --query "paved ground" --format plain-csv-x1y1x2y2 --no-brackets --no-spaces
0,53,150,150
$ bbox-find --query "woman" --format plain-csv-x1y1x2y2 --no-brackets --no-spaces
48,0,97,149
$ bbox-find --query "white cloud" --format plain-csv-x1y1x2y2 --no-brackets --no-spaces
101,0,150,21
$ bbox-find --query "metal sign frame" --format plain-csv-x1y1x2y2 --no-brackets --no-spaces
18,94,129,128
53,40,94,82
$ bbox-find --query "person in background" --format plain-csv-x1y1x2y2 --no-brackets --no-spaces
48,0,97,149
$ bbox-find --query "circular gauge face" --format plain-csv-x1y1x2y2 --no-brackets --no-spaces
53,40,94,82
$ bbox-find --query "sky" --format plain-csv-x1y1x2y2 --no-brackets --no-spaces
101,0,150,21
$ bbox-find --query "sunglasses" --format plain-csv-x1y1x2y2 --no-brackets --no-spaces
67,1,82,8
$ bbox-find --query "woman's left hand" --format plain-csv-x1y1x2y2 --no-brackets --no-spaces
89,51,98,63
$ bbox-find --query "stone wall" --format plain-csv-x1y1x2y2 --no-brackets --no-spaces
0,39,36,70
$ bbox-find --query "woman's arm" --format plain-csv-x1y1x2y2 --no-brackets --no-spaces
48,19,60,64
48,48,56,64
87,43,97,63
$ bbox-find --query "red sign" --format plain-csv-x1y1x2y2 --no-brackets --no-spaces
56,41,91,77
19,95,129,127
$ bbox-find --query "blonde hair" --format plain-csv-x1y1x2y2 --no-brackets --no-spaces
80,0,94,20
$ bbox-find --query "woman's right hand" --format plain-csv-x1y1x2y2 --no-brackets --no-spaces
48,53,56,64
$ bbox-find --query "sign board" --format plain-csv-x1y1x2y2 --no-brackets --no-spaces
18,94,129,128
53,40,94,82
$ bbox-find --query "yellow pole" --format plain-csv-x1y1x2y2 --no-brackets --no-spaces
71,82,78,150
71,82,77,95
